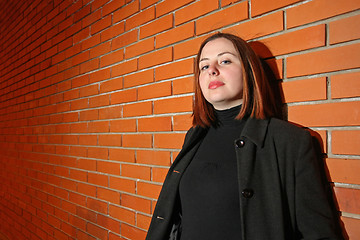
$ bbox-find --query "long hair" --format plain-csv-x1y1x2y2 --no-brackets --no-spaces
192,32,277,127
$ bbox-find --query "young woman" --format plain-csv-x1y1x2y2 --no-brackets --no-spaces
145,33,343,240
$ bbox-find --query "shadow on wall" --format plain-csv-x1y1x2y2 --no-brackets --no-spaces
249,40,285,120
0,231,9,240
249,41,348,240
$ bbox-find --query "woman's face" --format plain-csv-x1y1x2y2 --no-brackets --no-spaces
198,37,244,110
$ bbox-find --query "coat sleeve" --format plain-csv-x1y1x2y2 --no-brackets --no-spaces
294,131,344,240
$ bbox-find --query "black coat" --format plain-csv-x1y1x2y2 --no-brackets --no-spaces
146,117,343,240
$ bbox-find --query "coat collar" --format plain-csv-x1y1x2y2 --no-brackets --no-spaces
186,117,270,149
240,117,270,148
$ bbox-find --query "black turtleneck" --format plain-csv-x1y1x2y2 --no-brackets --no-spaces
179,105,245,240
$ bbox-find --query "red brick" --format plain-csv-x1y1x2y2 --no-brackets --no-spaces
80,59,99,74
81,35,101,51
123,101,152,117
111,88,137,104
88,172,108,187
79,135,98,146
90,41,111,59
87,222,108,239
91,14,112,35
287,43,360,78
88,121,110,133
70,98,88,110
197,1,248,35
288,101,360,127
70,146,87,157
122,134,152,148
155,58,194,81
121,223,147,240
156,0,194,17
99,134,122,147
82,9,102,29
122,164,151,180
89,94,110,108
154,95,193,114
80,109,99,121
100,77,123,93
102,0,126,16
137,182,161,199
341,216,360,240
70,169,87,182
88,147,109,159
97,214,121,234
86,197,108,215
330,14,360,45
156,22,194,49
173,114,192,131
174,35,206,60
109,205,135,225
287,0,360,28
77,158,96,171
139,47,172,69
125,6,155,31
252,0,301,16
136,213,151,230
136,150,171,166
92,0,111,11
141,0,158,9
175,0,218,25
173,76,194,95
257,24,325,58
281,77,327,103
71,51,90,66
138,116,172,132
150,164,169,182
331,72,360,99
111,59,138,77
113,0,139,23
101,22,125,43
123,69,154,88
221,0,241,7
99,106,122,120
110,176,136,193
121,194,151,213
97,187,120,204
90,68,111,83
125,37,154,59
332,130,360,155
111,29,138,50
154,133,186,149
334,187,360,215
140,14,173,39
109,148,136,162
110,119,137,132
137,81,172,100
77,230,97,240
225,11,283,40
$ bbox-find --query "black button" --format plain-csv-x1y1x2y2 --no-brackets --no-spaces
235,139,245,148
241,189,254,198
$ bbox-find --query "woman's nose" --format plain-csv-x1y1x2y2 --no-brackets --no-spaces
208,65,219,76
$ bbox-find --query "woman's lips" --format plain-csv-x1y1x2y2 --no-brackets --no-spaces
208,81,225,89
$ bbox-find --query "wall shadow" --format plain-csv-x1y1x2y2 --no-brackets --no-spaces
249,41,348,239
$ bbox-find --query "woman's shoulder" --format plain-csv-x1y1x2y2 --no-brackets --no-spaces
267,117,311,140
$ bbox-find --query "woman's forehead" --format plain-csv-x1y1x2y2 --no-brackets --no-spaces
200,38,239,58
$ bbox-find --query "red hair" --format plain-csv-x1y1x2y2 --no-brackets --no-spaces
192,33,277,127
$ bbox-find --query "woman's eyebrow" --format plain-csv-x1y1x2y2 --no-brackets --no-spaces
199,51,237,62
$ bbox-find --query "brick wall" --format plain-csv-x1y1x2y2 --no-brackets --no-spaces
0,0,359,239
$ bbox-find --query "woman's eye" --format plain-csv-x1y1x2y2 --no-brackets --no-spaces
221,60,231,64
200,65,209,70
